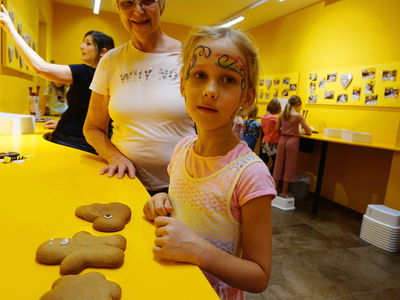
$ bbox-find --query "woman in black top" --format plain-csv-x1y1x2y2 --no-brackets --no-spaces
0,4,114,153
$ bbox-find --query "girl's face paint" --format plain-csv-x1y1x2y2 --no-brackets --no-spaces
182,39,252,132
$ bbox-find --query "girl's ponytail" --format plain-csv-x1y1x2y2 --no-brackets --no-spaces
282,95,302,120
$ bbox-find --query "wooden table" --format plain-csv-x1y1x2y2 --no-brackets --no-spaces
0,123,218,300
300,132,400,214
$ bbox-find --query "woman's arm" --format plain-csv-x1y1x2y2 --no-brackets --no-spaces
0,4,72,84
274,116,281,133
153,196,272,293
83,92,136,179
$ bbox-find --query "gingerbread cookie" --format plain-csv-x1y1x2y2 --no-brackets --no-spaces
36,231,126,274
40,272,121,300
75,202,131,232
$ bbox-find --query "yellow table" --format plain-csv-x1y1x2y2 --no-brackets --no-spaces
300,132,400,213
0,124,218,300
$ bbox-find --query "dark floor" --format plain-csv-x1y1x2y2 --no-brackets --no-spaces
247,195,400,300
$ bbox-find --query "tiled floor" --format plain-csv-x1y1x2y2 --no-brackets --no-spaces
247,195,400,300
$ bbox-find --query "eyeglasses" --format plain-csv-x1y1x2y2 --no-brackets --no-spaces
119,0,158,10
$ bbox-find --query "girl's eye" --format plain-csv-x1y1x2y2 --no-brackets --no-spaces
222,76,236,84
194,72,207,80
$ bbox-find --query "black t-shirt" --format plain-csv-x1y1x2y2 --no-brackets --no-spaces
55,64,95,137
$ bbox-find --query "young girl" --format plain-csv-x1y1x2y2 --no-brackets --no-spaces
260,98,282,172
143,27,276,299
232,107,246,139
242,105,261,151
40,81,69,116
273,95,312,198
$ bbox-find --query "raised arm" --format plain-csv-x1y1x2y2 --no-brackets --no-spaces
0,4,72,84
83,92,136,179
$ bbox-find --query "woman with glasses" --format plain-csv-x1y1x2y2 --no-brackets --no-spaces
84,0,195,195
0,4,114,153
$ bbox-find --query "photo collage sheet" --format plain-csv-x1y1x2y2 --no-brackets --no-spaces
1,0,37,75
258,72,299,108
307,63,400,108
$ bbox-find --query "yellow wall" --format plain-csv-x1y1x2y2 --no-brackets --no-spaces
52,3,191,65
249,0,400,213
0,0,53,114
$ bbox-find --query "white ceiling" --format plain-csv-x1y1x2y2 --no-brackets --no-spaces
54,0,323,29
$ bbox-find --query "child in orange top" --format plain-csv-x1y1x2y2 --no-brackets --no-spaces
260,99,282,172
273,95,312,198
143,26,276,299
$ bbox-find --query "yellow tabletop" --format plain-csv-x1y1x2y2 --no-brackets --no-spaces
301,132,400,152
0,124,218,300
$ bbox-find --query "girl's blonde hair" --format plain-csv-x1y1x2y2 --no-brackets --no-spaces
282,95,302,120
247,105,259,120
111,0,166,14
180,26,260,99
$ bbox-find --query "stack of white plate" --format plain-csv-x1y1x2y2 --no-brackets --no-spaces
360,205,400,252
272,196,295,211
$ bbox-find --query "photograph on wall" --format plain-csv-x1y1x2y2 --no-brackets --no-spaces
283,77,290,85
290,84,297,91
340,73,353,89
318,79,326,89
324,90,334,99
264,92,270,100
365,95,378,105
259,79,264,86
265,78,272,89
382,70,397,81
337,94,348,103
273,79,280,85
259,91,264,99
309,72,318,81
352,87,361,100
282,89,289,97
308,95,317,103
17,21,22,34
365,80,375,94
309,82,316,94
7,46,14,63
327,73,337,82
9,10,15,23
384,87,399,99
273,89,278,98
362,68,375,79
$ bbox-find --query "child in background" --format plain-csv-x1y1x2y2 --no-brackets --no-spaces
232,107,246,139
260,99,282,172
273,95,312,198
242,105,261,151
40,81,69,116
143,26,276,300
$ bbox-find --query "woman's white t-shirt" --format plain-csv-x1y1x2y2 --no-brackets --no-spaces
90,42,195,191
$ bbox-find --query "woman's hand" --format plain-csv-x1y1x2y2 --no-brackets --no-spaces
0,4,14,33
100,154,136,179
143,193,173,221
44,119,58,129
153,216,208,265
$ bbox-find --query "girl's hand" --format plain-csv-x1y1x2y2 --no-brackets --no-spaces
0,4,14,32
153,216,207,265
44,119,58,129
100,154,136,179
143,193,173,221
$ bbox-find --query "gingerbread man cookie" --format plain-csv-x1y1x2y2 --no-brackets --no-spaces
36,231,126,274
40,272,121,300
75,202,131,232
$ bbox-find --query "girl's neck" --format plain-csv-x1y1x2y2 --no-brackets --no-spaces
194,127,239,157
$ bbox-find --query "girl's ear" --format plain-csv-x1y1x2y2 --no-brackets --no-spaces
180,78,185,97
241,86,256,109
